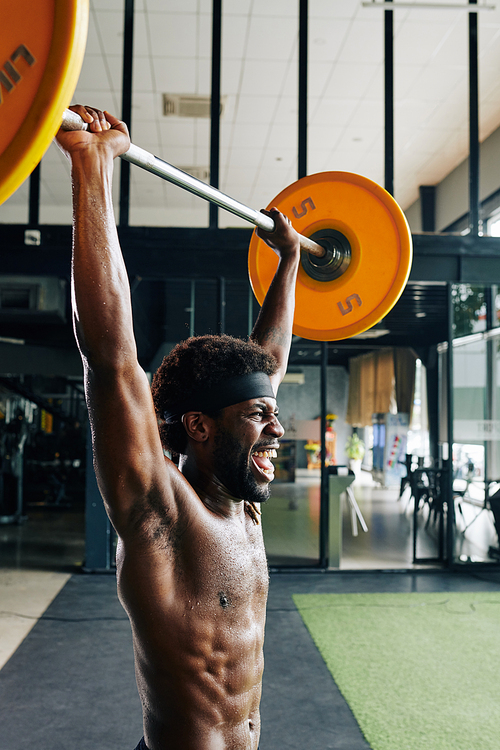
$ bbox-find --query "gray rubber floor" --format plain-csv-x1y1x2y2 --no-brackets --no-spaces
2,568,500,750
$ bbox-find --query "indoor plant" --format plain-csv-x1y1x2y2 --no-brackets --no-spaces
345,433,365,475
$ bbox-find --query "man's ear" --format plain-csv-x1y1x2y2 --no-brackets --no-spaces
182,412,215,443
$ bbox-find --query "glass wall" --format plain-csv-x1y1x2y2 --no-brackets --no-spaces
450,285,500,564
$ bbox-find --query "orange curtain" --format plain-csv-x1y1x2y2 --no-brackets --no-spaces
346,349,395,427
394,348,418,420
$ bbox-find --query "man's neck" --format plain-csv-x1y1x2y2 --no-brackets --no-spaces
180,455,244,519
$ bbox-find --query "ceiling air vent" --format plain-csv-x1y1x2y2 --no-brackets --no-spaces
162,94,225,119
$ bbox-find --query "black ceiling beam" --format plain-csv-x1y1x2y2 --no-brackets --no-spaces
209,0,222,229
469,0,480,236
119,0,135,228
2,225,500,283
384,1,394,196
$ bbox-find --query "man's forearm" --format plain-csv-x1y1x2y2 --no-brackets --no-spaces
250,253,300,383
71,153,136,368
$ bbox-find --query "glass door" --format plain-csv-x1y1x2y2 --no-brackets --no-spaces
452,333,498,562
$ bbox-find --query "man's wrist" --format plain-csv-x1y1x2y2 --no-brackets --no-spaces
70,149,115,186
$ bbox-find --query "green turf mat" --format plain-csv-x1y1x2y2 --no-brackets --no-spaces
293,591,500,750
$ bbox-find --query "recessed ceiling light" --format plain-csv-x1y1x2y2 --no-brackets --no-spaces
416,312,427,318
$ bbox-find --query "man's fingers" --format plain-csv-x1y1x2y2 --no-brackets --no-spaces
68,104,93,124
104,111,129,136
82,107,110,132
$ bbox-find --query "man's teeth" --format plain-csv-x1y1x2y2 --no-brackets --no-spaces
253,449,278,458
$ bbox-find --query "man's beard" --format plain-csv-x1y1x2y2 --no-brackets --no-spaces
212,425,271,505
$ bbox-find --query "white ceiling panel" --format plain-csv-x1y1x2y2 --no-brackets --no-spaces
396,20,456,65
239,59,296,96
147,14,199,58
85,9,103,55
95,0,126,9
265,124,298,151
310,97,360,128
158,120,197,145
196,59,212,92
339,20,383,65
152,58,197,92
316,62,381,101
353,97,384,126
408,65,465,103
395,65,429,99
224,123,271,149
310,0,360,19
222,16,251,60
3,0,500,229
145,0,199,13
308,62,338,99
250,0,298,17
224,0,253,15
131,92,159,121
93,9,126,56
131,10,149,56
132,57,155,93
76,54,123,94
309,19,351,63
268,96,298,124
245,16,297,61
221,147,263,169
222,95,276,124
221,61,245,96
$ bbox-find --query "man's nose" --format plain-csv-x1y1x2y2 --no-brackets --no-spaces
265,416,285,438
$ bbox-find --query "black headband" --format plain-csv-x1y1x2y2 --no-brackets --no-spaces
163,372,275,424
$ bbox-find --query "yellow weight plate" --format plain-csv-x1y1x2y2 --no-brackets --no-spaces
248,171,413,342
0,0,89,206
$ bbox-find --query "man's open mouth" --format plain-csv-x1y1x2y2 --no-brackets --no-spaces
251,448,278,478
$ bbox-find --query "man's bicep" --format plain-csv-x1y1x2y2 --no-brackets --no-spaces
84,363,175,530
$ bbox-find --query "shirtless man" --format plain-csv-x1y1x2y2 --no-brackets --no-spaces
56,106,301,750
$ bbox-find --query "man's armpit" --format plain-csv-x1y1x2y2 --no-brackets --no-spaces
258,325,289,347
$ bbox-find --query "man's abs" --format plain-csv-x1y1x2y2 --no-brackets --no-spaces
115,513,268,749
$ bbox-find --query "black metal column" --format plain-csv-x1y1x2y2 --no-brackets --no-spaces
84,426,114,571
425,346,440,462
419,185,436,232
319,341,329,567
209,0,222,229
298,0,326,566
119,0,135,227
28,163,41,226
469,0,480,235
384,2,394,196
298,0,308,180
446,283,455,565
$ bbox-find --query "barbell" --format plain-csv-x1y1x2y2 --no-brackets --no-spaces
0,0,412,342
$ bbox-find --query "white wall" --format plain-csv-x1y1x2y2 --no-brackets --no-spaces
277,364,350,467
405,123,500,233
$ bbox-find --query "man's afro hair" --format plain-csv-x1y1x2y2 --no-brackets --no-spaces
151,334,278,456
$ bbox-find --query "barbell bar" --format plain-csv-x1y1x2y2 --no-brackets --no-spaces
61,109,326,259
60,111,413,340
63,104,414,340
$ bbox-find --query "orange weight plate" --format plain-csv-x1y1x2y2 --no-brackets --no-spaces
248,171,413,342
0,0,89,206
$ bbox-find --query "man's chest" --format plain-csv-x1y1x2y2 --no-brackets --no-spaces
177,513,269,608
